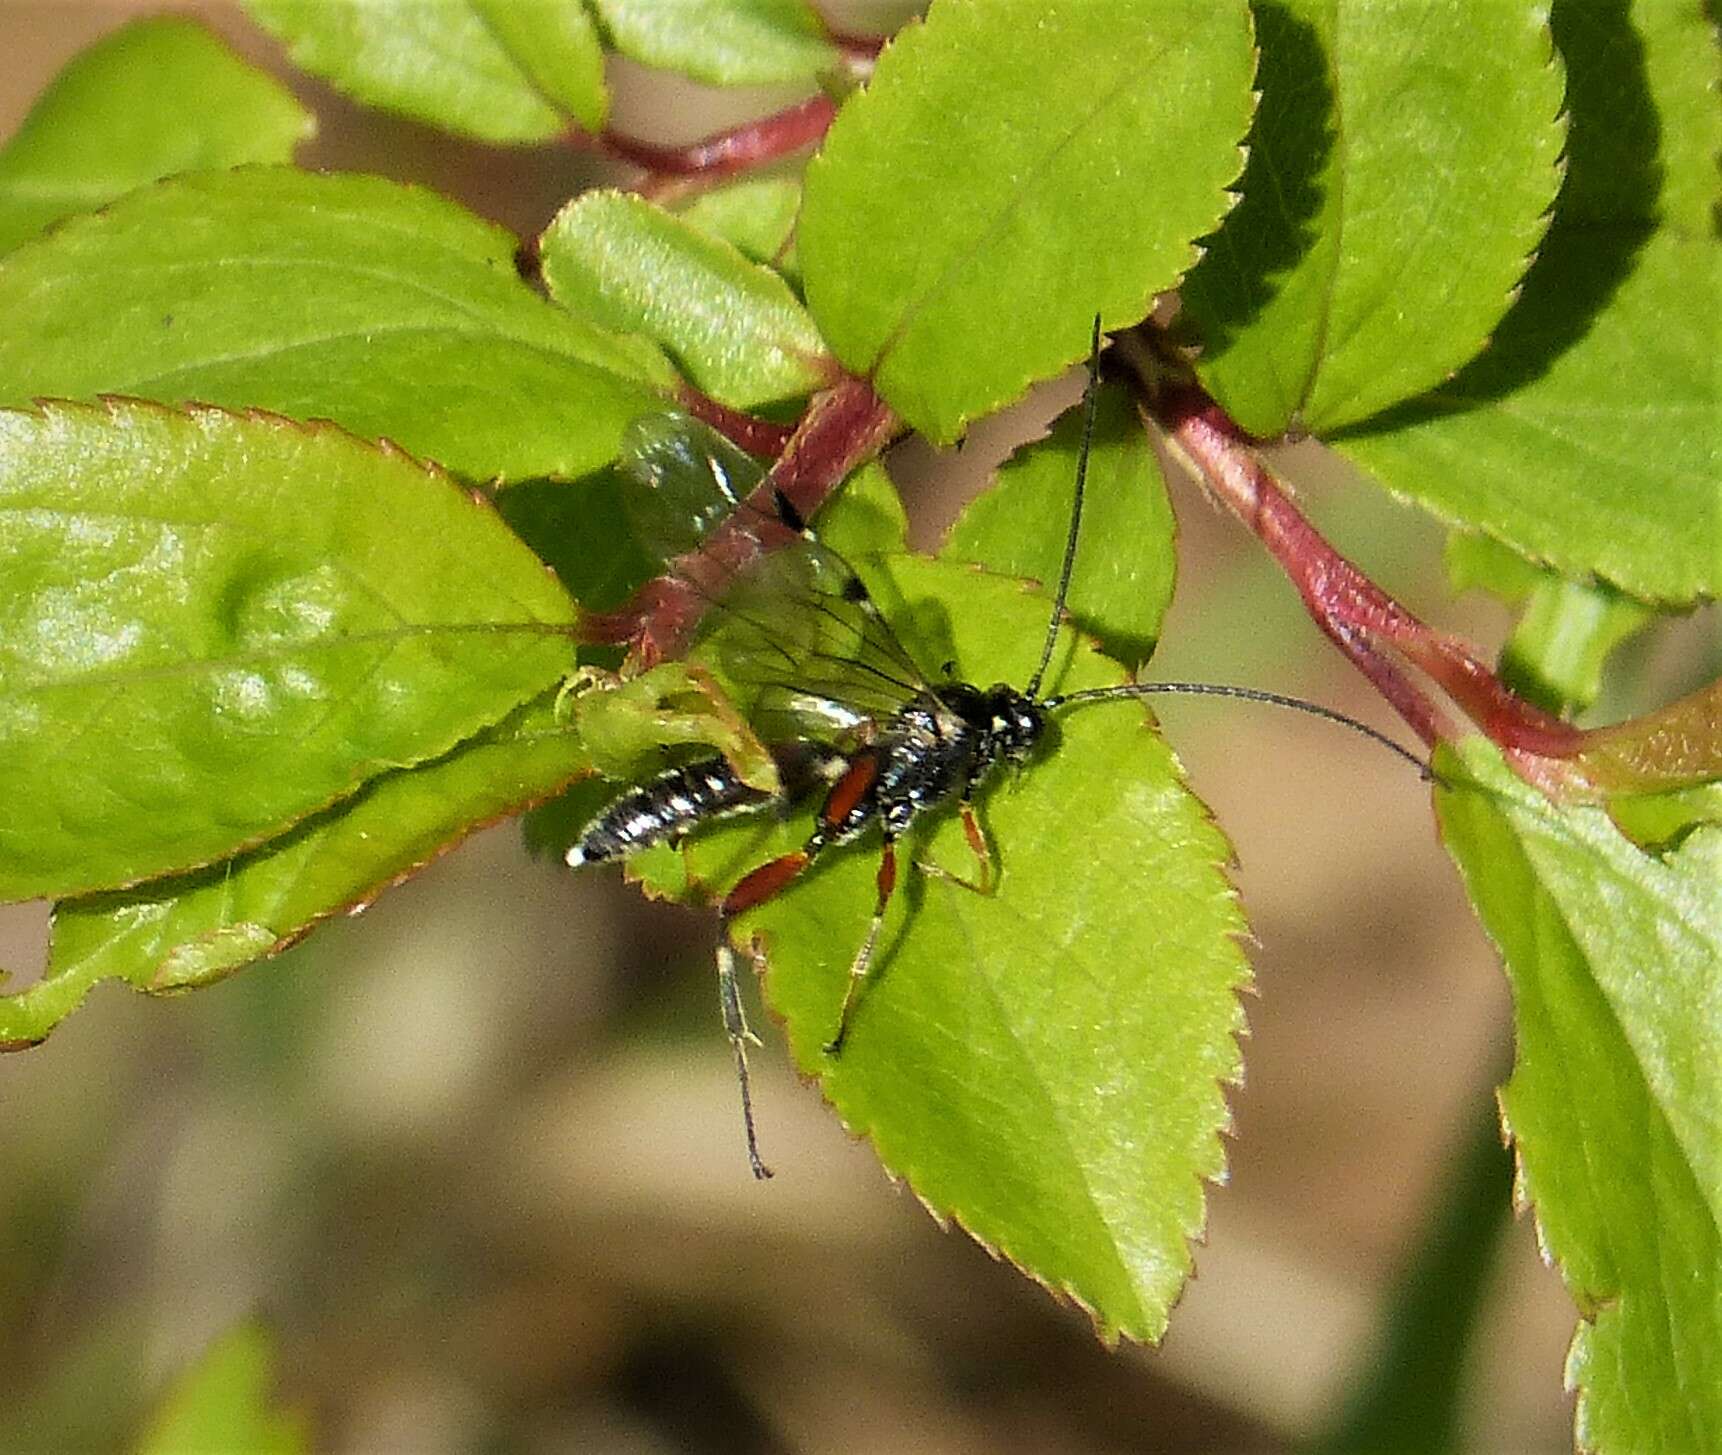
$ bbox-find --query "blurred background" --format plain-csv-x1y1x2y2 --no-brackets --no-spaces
1,3,1664,1449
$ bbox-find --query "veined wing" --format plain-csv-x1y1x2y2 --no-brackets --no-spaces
615,412,935,743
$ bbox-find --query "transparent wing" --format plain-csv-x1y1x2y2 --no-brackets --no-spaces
615,410,936,743
697,538,934,743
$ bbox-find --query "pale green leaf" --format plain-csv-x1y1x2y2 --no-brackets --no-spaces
676,175,803,276
0,693,586,1048
1446,532,1653,712
1438,742,1722,1453
245,0,607,139
0,168,674,484
588,0,837,85
800,0,1255,442
541,189,834,408
135,1323,305,1455
1179,0,1566,437
943,380,1175,668
0,17,312,254
0,401,576,902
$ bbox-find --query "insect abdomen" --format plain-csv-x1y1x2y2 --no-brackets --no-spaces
566,757,775,866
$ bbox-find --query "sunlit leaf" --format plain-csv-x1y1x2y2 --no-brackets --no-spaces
0,169,674,485
800,0,1254,441
0,17,312,254
0,401,575,901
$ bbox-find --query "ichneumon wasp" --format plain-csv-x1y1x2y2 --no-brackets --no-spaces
567,321,1426,1179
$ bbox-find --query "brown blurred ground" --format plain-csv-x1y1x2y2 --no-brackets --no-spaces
0,5,1582,1450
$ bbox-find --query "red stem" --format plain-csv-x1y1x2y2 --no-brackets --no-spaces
678,387,796,458
598,95,837,193
585,376,899,664
1152,383,1584,762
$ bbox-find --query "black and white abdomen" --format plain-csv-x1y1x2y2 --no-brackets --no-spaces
566,757,776,867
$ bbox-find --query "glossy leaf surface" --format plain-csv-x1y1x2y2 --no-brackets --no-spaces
1180,0,1566,436
0,169,673,484
0,402,575,901
542,190,833,408
800,0,1254,441
245,0,608,137
1,694,586,1048
0,17,312,254
1438,743,1721,1453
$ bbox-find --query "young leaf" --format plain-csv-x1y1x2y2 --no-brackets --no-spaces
1179,0,1567,437
676,176,803,277
1445,532,1652,713
1331,0,1720,604
587,0,838,86
541,190,834,409
943,379,1175,668
799,0,1255,442
1,694,587,1049
1437,743,1722,1453
0,169,674,484
245,0,608,139
135,1323,306,1455
0,401,576,902
0,17,312,255
675,557,1249,1342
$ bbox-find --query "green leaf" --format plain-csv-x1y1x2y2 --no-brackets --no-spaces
1446,532,1653,713
943,379,1175,668
0,168,674,484
0,401,576,902
1437,742,1722,1453
1,693,586,1048
800,0,1255,442
541,190,834,409
676,176,803,277
135,1322,305,1455
1332,0,1721,604
1179,0,1567,437
0,17,313,255
588,0,838,85
674,556,1249,1341
244,0,607,139
572,662,774,788
1336,228,1719,604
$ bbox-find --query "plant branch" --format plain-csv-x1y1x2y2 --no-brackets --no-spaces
1138,370,1584,772
595,96,837,200
583,375,899,664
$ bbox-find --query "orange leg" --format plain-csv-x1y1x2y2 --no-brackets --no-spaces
826,833,899,1056
915,801,996,896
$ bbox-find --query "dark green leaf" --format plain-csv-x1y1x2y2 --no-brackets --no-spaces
1438,742,1722,1453
245,0,607,138
944,380,1175,668
1179,0,1566,437
0,169,674,483
800,0,1255,441
588,0,838,85
0,17,312,254
541,190,834,409
1332,0,1720,603
0,401,576,902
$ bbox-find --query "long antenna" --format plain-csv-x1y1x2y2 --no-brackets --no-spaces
1025,315,1104,700
1041,681,1431,778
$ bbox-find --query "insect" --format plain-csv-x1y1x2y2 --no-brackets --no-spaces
568,321,1426,1178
